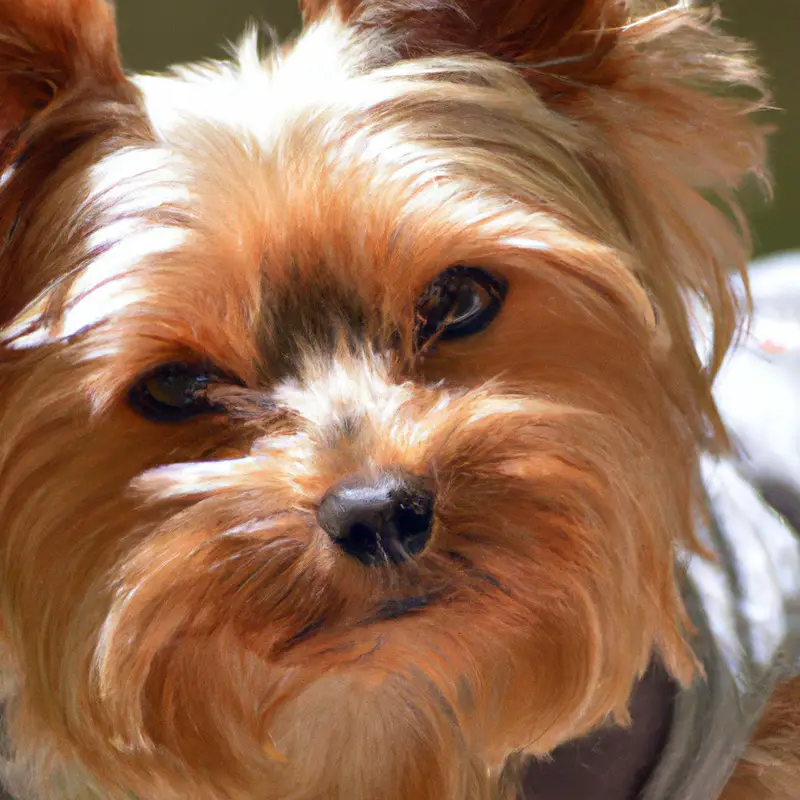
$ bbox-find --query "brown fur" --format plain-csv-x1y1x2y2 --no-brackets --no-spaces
0,1,788,799
0,0,143,322
721,677,800,800
0,0,125,144
299,0,629,95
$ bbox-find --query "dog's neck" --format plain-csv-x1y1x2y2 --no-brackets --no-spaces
519,660,676,800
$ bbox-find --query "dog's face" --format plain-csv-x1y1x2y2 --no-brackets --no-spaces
0,1,767,798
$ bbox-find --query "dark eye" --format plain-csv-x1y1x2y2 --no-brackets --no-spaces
415,266,507,347
129,363,223,423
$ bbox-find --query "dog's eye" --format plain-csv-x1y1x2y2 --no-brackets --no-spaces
129,363,222,423
415,266,507,346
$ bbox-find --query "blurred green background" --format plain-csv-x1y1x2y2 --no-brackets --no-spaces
116,0,799,258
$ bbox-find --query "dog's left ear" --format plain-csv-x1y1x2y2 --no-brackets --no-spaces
0,0,128,161
299,0,629,102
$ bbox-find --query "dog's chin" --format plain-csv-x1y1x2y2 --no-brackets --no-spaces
263,672,498,800
86,619,489,799
89,625,536,800
86,594,664,800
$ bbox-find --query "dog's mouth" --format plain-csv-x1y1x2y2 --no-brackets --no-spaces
270,594,438,658
373,595,434,621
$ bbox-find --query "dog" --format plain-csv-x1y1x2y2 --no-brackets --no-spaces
1,0,799,797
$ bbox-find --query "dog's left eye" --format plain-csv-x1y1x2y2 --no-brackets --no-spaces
415,266,507,346
129,363,222,423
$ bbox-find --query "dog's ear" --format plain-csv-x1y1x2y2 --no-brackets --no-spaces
0,0,142,329
0,0,127,162
296,0,766,148
299,0,630,101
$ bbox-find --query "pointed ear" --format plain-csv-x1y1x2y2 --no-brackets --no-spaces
0,0,126,162
298,0,627,99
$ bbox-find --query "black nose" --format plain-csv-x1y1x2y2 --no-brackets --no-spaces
317,472,435,566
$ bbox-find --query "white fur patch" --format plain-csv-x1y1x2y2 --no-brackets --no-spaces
134,19,361,147
2,147,190,350
274,354,413,434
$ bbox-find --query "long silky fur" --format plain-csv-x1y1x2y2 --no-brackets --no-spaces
0,1,775,799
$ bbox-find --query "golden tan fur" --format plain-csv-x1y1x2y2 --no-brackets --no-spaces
0,0,790,798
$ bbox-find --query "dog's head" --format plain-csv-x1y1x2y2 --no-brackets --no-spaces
0,1,768,797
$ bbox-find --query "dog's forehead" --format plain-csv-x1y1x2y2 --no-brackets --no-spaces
132,19,367,151
73,51,536,323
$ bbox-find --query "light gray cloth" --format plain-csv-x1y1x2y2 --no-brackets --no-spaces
641,253,800,799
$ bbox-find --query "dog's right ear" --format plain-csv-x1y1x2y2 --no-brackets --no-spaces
0,1,144,329
0,0,128,162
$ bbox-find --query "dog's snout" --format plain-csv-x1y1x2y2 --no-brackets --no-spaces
317,471,434,566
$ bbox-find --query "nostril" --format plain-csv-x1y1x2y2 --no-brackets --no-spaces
394,493,434,556
317,471,435,565
341,522,382,563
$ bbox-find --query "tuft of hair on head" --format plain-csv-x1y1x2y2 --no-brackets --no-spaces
298,0,771,454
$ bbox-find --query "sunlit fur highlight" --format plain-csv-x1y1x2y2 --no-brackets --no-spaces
0,1,790,798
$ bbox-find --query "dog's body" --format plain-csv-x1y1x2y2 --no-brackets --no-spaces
0,1,799,798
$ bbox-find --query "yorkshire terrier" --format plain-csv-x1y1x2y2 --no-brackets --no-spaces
1,0,799,798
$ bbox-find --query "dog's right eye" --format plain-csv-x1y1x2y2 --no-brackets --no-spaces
129,363,223,423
